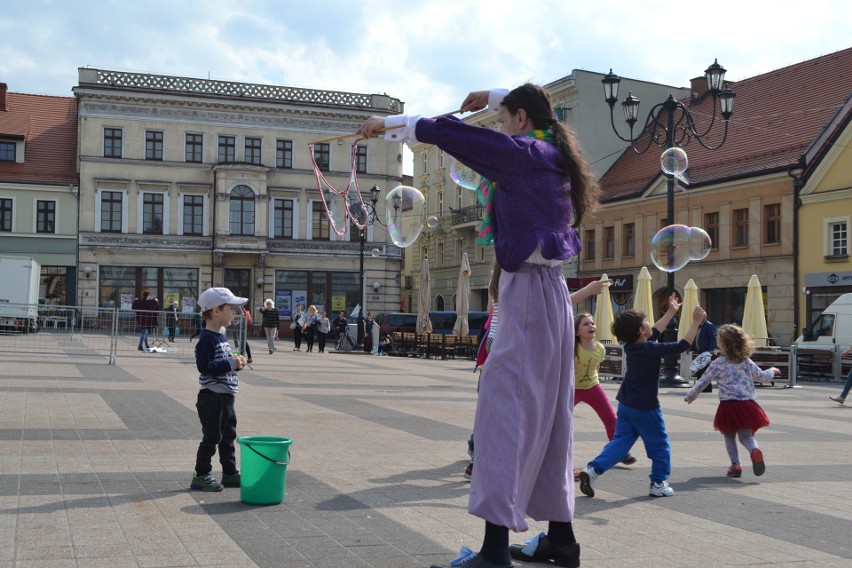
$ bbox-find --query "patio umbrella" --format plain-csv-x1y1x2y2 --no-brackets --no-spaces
594,273,615,342
677,279,699,341
634,266,655,326
742,274,769,347
416,257,433,334
452,252,471,337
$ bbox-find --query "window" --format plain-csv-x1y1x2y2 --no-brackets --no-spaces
584,229,595,261
218,135,235,163
276,139,293,169
273,198,294,238
98,266,198,310
0,198,12,231
228,185,255,236
828,219,848,256
0,141,15,161
764,204,781,244
438,241,445,266
145,130,164,161
183,195,204,236
421,151,427,175
437,191,444,216
104,128,122,158
356,145,367,174
659,218,669,230
706,287,748,326
734,208,748,247
185,133,203,163
143,193,164,234
311,201,329,240
313,143,330,172
245,137,262,164
100,191,123,232
623,223,635,257
603,226,614,259
704,212,719,249
36,200,55,233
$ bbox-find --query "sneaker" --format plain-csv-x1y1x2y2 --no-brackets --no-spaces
829,396,846,405
727,464,743,477
190,473,223,492
750,448,766,476
221,472,241,487
621,453,637,465
649,480,674,497
463,462,473,480
578,467,598,497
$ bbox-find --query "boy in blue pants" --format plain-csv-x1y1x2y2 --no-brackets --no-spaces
579,294,706,498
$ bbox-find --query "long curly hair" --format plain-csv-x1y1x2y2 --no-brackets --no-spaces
501,83,600,227
717,324,753,363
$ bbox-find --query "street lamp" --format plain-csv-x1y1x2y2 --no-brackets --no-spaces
356,185,383,347
602,61,735,386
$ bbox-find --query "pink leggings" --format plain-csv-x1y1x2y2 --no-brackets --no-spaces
574,383,617,441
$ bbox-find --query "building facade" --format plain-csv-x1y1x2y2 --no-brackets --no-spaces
73,69,404,325
584,48,852,346
0,83,79,305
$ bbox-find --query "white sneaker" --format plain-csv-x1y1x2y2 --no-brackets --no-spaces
829,396,845,405
649,480,674,497
578,467,598,497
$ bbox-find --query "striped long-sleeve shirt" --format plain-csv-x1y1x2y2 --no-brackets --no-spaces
195,329,239,394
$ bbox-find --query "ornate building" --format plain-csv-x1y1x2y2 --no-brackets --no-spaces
73,68,403,324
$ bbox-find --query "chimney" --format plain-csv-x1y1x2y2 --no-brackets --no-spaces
0,83,7,111
690,76,708,101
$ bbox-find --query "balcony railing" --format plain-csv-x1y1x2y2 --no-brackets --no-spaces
450,204,484,226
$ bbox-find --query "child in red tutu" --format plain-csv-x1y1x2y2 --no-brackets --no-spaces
684,324,780,478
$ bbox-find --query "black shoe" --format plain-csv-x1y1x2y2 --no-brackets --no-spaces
621,453,637,465
138,345,143,351
510,533,580,568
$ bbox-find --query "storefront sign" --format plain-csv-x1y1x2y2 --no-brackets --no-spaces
276,291,292,319
805,271,852,287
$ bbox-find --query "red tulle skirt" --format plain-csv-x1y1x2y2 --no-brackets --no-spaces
714,399,770,434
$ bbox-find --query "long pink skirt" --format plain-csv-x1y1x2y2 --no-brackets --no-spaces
468,263,575,531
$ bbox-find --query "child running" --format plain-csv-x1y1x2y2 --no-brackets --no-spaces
579,294,705,499
684,324,779,477
572,312,636,471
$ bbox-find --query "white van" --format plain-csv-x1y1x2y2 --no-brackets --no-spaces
795,293,852,352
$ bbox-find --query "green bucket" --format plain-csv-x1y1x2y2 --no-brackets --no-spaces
236,436,292,505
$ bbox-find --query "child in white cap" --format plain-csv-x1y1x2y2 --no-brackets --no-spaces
190,287,248,491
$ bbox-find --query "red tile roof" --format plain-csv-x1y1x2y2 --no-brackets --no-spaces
599,47,852,201
0,92,78,185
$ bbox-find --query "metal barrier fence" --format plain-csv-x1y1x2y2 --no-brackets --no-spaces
0,303,245,364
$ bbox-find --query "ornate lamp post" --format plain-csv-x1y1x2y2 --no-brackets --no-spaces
356,184,383,347
602,61,735,386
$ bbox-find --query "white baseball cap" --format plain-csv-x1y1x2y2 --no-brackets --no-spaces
198,287,248,311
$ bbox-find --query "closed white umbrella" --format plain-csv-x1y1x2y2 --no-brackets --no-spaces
452,253,471,337
677,279,699,341
417,258,433,334
742,274,769,347
634,266,655,326
594,273,615,342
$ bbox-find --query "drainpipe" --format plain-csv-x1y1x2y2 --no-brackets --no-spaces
788,160,804,340
211,167,217,287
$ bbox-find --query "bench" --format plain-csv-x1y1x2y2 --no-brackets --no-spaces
598,343,624,381
795,348,834,382
750,347,792,387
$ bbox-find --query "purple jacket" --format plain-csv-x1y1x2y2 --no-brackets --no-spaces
415,116,580,271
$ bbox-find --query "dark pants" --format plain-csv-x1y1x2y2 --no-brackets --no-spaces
317,331,327,352
293,326,302,349
167,326,177,341
305,325,316,351
194,389,238,476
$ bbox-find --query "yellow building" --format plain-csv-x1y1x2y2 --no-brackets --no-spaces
73,68,404,327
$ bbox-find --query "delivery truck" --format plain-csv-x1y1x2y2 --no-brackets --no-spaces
795,293,852,352
0,256,41,333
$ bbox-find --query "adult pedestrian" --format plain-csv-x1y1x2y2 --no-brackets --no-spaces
302,305,319,352
316,310,330,353
259,299,280,355
292,304,305,351
164,300,180,342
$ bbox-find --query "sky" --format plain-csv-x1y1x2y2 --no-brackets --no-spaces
2,0,850,173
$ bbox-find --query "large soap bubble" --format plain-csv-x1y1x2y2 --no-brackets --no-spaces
449,160,480,190
386,185,426,248
324,191,347,234
660,147,688,176
650,224,691,273
687,226,712,260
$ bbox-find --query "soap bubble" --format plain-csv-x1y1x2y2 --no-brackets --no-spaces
687,227,712,260
324,191,347,234
650,224,691,273
386,185,426,248
371,248,380,257
449,160,480,190
660,147,688,176
426,215,439,229
349,199,369,227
